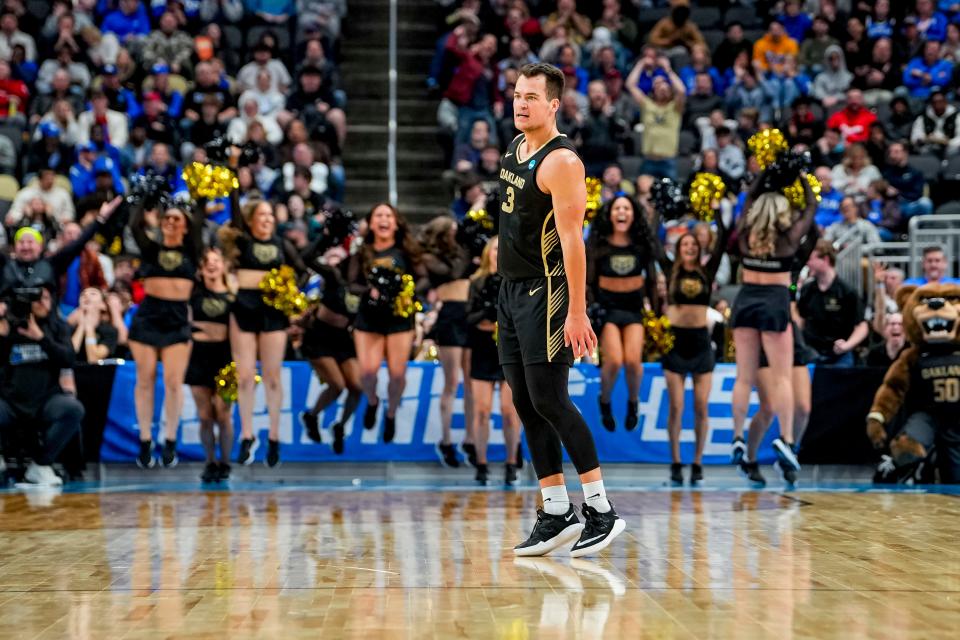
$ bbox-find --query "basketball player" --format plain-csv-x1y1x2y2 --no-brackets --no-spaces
498,63,626,558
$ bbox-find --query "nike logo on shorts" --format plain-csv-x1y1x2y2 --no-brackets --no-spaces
529,286,542,296
504,153,513,157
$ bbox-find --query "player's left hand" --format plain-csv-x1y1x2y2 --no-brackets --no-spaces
564,311,597,359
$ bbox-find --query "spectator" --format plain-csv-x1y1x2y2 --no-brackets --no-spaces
595,0,638,50
183,61,237,122
812,126,844,167
910,89,960,155
871,262,905,331
450,173,484,221
237,41,292,94
556,89,583,138
784,95,823,146
798,239,869,366
883,141,935,218
648,0,705,54
7,169,75,226
713,125,745,181
599,163,634,202
824,195,883,245
144,63,184,120
843,16,871,71
101,0,151,44
280,142,329,196
228,94,284,146
70,145,123,200
0,58,28,122
248,0,294,27
831,143,883,198
763,55,811,118
580,80,625,176
887,96,916,142
798,15,839,73
753,17,799,76
439,29,498,146
779,0,813,43
826,89,877,144
866,312,906,368
26,122,72,177
814,166,844,228
98,64,141,119
812,45,852,107
864,122,889,168
863,179,904,240
685,73,724,126
556,44,588,93
0,11,35,61
282,64,346,153
725,67,772,123
497,37,537,83
904,245,960,285
36,45,92,96
903,40,953,99
37,98,82,147
241,69,287,119
897,17,926,64
631,45,669,94
131,92,178,147
714,22,753,73
679,44,724,96
627,55,685,179
141,11,194,77
139,143,183,194
912,0,948,43
541,0,592,45
452,118,490,173
866,0,896,40
853,38,899,107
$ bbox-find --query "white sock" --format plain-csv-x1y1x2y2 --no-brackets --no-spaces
583,480,611,513
541,485,570,515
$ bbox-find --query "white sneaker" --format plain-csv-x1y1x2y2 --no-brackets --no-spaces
23,462,63,487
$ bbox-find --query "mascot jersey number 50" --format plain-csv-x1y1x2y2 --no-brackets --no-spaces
867,283,960,483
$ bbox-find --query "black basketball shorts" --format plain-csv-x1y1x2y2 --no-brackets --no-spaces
497,276,574,367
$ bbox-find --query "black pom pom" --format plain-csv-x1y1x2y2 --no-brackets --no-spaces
650,177,687,220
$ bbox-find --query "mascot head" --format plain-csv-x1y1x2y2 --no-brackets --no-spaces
896,283,960,344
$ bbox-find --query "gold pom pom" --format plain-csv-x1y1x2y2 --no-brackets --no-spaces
747,129,788,169
466,207,495,230
214,362,261,403
259,265,308,317
393,273,422,319
642,310,675,360
782,173,822,210
584,177,602,226
182,162,239,200
492,321,498,345
688,173,726,222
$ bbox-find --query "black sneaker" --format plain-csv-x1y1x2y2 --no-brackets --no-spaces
136,440,155,469
774,460,798,489
625,401,639,431
570,503,627,558
237,437,258,465
505,463,519,486
459,442,478,468
161,439,178,468
265,439,280,468
516,443,524,469
363,400,379,430
514,505,585,557
690,463,704,486
383,415,396,443
436,442,460,468
201,462,219,483
731,437,747,464
669,463,684,486
302,411,321,443
772,438,800,472
332,422,345,455
738,460,766,487
475,463,489,485
599,400,616,432
218,462,231,481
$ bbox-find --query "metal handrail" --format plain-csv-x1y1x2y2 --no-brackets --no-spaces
907,214,960,278
834,226,865,296
387,0,398,207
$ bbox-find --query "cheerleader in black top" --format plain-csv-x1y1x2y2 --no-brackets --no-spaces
128,197,206,469
219,198,306,467
586,195,659,432
466,236,521,485
658,214,728,486
185,248,235,483
298,241,362,455
346,203,425,443
420,216,475,468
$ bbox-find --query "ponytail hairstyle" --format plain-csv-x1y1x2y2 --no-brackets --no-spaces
218,198,271,267
745,192,792,257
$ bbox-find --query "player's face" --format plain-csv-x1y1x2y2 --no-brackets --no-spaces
610,197,634,233
513,75,558,132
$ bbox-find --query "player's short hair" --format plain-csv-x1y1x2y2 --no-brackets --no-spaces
518,63,565,101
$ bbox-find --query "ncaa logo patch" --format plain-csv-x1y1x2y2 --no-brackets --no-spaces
528,159,536,169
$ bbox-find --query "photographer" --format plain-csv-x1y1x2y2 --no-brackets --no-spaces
0,285,83,487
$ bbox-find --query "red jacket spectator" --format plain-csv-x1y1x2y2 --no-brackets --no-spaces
443,31,498,107
826,89,877,144
0,59,28,117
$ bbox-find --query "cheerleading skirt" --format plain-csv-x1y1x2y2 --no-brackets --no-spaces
596,288,645,328
433,301,470,347
759,321,814,368
301,319,356,363
661,326,716,375
468,327,504,382
129,296,192,348
231,288,289,333
730,284,791,332
354,306,415,335
185,339,233,389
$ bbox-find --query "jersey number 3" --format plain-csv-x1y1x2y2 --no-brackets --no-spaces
502,186,515,213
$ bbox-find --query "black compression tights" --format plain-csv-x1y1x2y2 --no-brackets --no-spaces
503,363,600,480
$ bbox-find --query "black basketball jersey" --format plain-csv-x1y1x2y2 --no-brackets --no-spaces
498,133,580,281
909,346,960,421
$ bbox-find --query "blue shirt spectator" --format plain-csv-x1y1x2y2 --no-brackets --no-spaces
903,41,953,98
245,0,295,18
914,3,949,42
101,0,152,43
866,16,896,40
70,149,125,199
779,1,813,43
815,185,844,228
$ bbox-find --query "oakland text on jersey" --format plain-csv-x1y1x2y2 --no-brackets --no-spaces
499,167,526,190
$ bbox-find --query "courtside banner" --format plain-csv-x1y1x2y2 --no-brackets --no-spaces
100,362,784,464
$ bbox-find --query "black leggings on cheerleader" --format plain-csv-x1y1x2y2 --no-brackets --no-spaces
503,363,600,480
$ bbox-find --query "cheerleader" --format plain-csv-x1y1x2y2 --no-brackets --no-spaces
299,242,362,455
586,195,659,431
128,198,206,469
185,248,235,483
729,171,816,480
466,236,521,485
346,203,424,443
420,216,474,468
219,198,306,467
659,214,727,486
